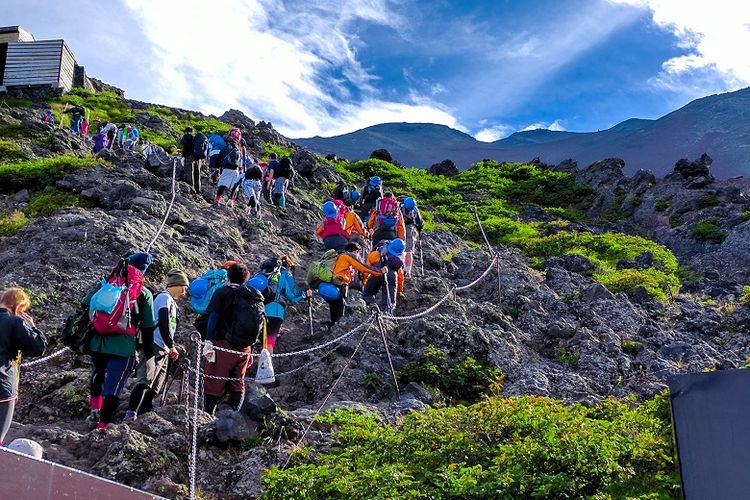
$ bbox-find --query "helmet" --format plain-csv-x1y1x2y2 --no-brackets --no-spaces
322,201,338,219
318,282,341,301
403,197,416,211
387,238,405,256
351,191,360,203
369,176,382,187
247,274,268,292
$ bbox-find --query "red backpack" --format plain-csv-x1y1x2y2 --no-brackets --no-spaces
375,197,400,228
90,261,145,336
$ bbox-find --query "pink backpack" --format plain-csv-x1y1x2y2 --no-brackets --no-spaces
90,262,145,336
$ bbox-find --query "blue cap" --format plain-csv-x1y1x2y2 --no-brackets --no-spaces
127,252,153,272
322,201,338,219
318,282,341,301
351,191,360,203
387,239,405,256
403,197,416,210
369,176,381,187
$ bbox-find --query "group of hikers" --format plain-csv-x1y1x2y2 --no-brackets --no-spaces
0,131,425,440
178,127,294,215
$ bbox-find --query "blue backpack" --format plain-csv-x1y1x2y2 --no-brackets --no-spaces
190,269,228,314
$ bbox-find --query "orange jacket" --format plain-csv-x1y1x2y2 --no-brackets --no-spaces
344,210,365,237
367,208,406,240
333,252,381,285
366,251,404,294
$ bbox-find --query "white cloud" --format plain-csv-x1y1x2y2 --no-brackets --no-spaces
475,123,515,142
121,0,460,138
606,0,750,95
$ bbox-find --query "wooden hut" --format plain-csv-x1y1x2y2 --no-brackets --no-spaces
0,25,93,92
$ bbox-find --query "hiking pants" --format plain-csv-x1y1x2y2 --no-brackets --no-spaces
0,399,15,445
203,340,253,398
90,353,137,424
272,192,286,209
362,270,398,312
325,294,345,324
266,317,283,352
182,155,194,183
191,158,201,194
323,235,349,252
372,228,397,248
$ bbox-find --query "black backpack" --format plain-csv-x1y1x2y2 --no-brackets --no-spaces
333,181,353,205
224,285,265,349
193,133,208,159
279,157,296,180
60,307,95,354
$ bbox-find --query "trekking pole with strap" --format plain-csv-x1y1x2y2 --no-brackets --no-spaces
382,267,394,314
307,296,314,338
419,234,425,276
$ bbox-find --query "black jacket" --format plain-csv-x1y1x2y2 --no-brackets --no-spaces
0,308,46,400
180,133,195,158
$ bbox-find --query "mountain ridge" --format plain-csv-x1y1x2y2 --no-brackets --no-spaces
294,87,750,178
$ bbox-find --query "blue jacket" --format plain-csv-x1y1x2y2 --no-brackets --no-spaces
265,268,306,320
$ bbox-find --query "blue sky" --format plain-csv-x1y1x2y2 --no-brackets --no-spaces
4,0,749,140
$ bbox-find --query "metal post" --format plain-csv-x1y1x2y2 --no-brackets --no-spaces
376,314,400,400
189,335,201,500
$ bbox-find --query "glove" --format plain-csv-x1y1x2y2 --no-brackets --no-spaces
202,340,216,363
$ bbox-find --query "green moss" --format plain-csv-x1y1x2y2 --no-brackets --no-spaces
262,142,295,160
0,154,104,192
0,211,30,236
741,211,750,221
741,286,750,307
25,189,86,217
263,393,678,499
0,124,27,138
543,206,586,222
0,139,23,162
669,214,682,227
697,193,720,209
601,192,628,222
691,218,727,244
622,340,638,354
655,198,671,212
0,98,33,107
595,268,679,302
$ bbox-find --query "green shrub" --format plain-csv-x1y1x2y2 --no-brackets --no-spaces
622,340,638,354
741,211,750,221
543,206,586,222
263,393,678,499
602,192,628,221
0,98,33,107
398,345,502,403
262,142,295,161
691,219,727,244
25,189,85,217
741,286,750,307
0,139,23,162
0,155,104,192
655,198,671,212
669,214,682,227
595,268,680,302
0,211,30,236
697,193,720,209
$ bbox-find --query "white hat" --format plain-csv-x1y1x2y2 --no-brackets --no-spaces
7,438,43,459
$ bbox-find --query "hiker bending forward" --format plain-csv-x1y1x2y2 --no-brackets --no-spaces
262,256,311,354
125,270,189,420
0,288,47,446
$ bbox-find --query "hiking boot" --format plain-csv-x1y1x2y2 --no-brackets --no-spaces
86,409,101,430
123,410,137,422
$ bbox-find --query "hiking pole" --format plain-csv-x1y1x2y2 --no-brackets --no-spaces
419,235,425,276
383,268,393,314
307,297,314,338
376,313,400,400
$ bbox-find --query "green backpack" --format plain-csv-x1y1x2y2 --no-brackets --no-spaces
306,249,342,288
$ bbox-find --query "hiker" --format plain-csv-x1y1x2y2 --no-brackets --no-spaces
64,105,85,135
272,157,294,211
316,201,350,251
367,192,406,247
237,158,264,216
41,109,55,125
250,256,311,354
85,252,156,429
180,127,195,185
102,122,117,149
191,261,236,339
92,131,109,153
207,133,227,184
308,242,381,329
363,239,405,314
202,262,264,414
125,270,189,420
81,118,90,137
0,288,47,446
264,153,280,203
215,131,243,206
359,176,383,223
125,126,140,151
188,131,208,194
343,193,366,242
401,197,424,277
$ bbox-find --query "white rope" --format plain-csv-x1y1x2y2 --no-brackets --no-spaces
473,206,496,255
146,157,179,253
207,312,376,358
455,256,499,291
19,346,71,368
380,287,455,321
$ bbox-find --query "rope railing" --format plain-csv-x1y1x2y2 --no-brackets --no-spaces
146,157,179,253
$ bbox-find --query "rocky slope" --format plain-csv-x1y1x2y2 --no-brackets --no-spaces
0,96,749,498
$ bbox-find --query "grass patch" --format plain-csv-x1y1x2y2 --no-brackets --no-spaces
262,142,295,160
0,98,33,108
25,189,86,217
691,219,727,244
596,268,680,302
0,211,30,236
655,198,671,212
697,193,720,209
264,393,678,499
0,139,24,162
0,154,104,192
